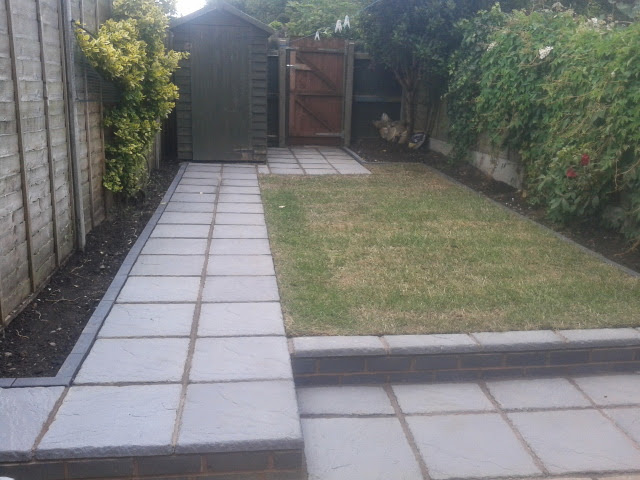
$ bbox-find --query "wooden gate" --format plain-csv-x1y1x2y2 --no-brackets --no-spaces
288,38,351,145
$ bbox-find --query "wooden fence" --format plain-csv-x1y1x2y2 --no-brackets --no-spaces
0,0,111,330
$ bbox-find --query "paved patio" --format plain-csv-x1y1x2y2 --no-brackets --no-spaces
1,147,640,480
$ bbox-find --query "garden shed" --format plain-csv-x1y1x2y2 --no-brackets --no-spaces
170,2,273,162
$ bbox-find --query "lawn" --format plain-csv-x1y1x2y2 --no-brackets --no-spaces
260,164,640,336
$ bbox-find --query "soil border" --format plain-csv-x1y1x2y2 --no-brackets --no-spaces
1,163,187,388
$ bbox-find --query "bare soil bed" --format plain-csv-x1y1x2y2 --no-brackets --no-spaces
353,138,640,274
0,161,180,378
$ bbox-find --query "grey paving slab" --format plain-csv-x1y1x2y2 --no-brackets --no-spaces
221,179,259,187
163,202,215,213
175,184,217,194
177,380,302,453
197,302,284,337
131,255,205,276
218,194,262,204
292,336,385,357
74,338,189,384
221,173,258,180
509,410,640,473
472,330,564,351
181,171,221,179
208,255,275,276
270,169,304,175
216,203,264,214
222,166,256,173
573,374,640,406
559,328,640,346
257,165,270,174
215,212,265,225
99,303,195,338
158,211,214,224
333,165,371,174
409,413,540,479
392,383,494,414
606,407,640,445
219,186,260,195
117,276,200,303
171,193,217,203
202,275,279,302
212,225,268,239
384,334,479,354
305,169,336,175
151,224,210,238
189,336,291,382
210,238,271,255
37,385,181,459
297,386,394,415
487,378,591,410
302,417,422,480
179,177,220,186
0,387,65,462
141,238,208,255
185,164,221,172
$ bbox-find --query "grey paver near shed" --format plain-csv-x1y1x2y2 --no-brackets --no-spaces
171,1,273,163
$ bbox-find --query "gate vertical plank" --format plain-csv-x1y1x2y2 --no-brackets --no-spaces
278,45,287,147
6,0,36,293
343,41,355,147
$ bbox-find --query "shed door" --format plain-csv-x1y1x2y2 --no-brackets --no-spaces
191,25,251,161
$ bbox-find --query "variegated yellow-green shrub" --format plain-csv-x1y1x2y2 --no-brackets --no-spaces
75,0,187,196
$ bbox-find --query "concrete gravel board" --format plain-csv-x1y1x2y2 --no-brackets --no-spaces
197,302,284,337
486,378,591,410
383,334,479,354
202,276,279,302
573,374,640,406
189,337,291,382
74,338,189,384
509,410,640,473
297,386,394,415
392,383,495,414
177,381,302,453
0,387,65,462
99,303,195,338
472,330,564,351
408,414,541,479
292,336,385,357
302,417,422,480
559,328,640,347
207,255,275,276
37,385,181,459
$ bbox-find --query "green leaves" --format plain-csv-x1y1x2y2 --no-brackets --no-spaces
75,0,187,197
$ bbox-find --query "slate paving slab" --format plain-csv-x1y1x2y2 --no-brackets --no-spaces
297,386,394,415
190,336,291,382
177,381,302,453
208,255,275,276
509,410,640,473
408,413,541,479
302,418,422,480
131,255,205,276
0,387,65,461
197,302,284,337
117,276,200,303
74,338,189,384
99,303,195,338
392,383,495,414
37,385,181,459
573,374,640,406
486,378,592,410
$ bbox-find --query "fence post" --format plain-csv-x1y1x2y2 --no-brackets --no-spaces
60,0,87,251
278,40,288,147
343,41,355,147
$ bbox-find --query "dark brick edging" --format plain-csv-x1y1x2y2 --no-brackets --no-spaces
290,331,640,386
0,164,188,388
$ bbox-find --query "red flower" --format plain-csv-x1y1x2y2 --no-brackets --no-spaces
580,154,590,166
566,167,578,178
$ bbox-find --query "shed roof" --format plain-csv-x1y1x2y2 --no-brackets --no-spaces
171,1,275,34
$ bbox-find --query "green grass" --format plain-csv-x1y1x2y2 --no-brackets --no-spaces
260,164,640,336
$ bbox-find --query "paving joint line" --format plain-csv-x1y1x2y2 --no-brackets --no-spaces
30,386,70,459
383,384,432,480
478,380,549,475
170,164,222,450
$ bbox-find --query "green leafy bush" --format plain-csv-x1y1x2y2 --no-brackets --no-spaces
75,0,187,197
448,6,640,245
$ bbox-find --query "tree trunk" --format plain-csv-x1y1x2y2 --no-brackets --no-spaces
405,87,416,137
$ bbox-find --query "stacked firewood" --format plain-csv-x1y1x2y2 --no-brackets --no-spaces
373,114,426,149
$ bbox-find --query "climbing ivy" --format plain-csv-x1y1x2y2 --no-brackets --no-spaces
75,0,187,197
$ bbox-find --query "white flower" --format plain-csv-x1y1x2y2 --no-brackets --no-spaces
344,15,350,29
335,19,343,33
539,46,554,60
487,42,497,51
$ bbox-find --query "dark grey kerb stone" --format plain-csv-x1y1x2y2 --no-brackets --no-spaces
292,336,386,358
36,384,181,460
471,330,565,351
383,334,479,355
176,380,302,454
0,387,65,462
558,328,640,347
